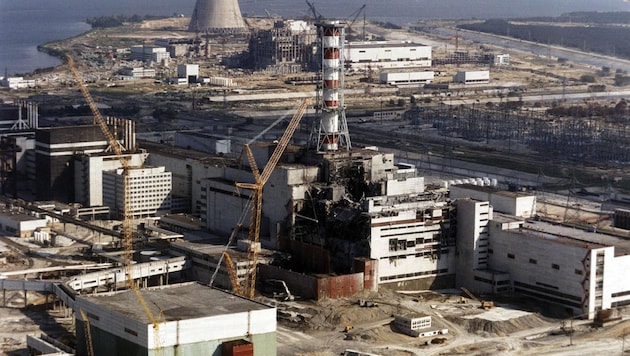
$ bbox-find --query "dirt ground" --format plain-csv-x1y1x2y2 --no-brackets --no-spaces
274,287,630,356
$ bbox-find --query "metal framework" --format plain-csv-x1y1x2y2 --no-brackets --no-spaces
67,56,163,352
226,99,309,299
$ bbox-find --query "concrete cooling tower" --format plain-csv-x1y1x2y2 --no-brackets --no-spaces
188,0,248,34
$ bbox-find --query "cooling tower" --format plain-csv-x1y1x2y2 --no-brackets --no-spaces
188,0,247,34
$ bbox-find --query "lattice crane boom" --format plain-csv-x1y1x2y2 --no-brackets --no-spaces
67,56,162,348
233,99,309,299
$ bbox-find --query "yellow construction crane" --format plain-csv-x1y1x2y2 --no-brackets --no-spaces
226,99,309,299
78,308,94,356
67,56,163,352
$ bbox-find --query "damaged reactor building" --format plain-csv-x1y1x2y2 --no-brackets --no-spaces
196,21,457,296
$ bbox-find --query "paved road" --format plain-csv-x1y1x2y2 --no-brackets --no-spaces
429,27,630,73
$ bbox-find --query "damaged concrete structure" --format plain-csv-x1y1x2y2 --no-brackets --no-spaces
248,20,317,73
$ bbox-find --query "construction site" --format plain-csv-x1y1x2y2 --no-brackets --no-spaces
1,0,630,355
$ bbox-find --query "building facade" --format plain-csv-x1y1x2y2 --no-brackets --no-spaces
344,41,432,71
103,166,172,218
35,125,108,202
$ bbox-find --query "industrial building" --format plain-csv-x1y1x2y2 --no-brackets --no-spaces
188,0,247,34
74,151,148,207
494,53,510,66
448,183,630,319
177,64,200,84
154,38,195,58
1,76,35,89
129,45,170,65
103,166,172,218
75,282,276,356
35,125,109,202
344,41,432,71
453,70,490,84
0,207,48,238
379,70,435,85
248,20,317,73
117,67,156,79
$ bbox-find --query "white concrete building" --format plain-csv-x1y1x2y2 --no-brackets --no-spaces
118,67,156,79
103,166,172,218
204,163,319,249
453,70,490,84
379,71,434,85
393,313,432,331
74,152,148,207
367,197,455,289
0,209,47,238
494,53,510,66
344,41,432,71
177,64,200,83
1,77,36,89
130,45,170,64
450,184,536,218
75,282,276,356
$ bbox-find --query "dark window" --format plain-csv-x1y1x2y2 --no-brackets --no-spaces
508,253,515,259
575,269,583,275
552,263,560,270
529,258,537,264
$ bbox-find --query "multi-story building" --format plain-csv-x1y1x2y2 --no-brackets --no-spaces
129,45,170,64
35,125,108,202
74,152,148,207
103,166,172,218
249,20,317,73
450,183,630,319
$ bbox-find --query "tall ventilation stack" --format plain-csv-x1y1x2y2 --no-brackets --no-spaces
188,0,247,34
315,21,351,152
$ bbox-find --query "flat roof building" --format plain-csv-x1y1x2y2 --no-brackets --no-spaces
345,41,432,71
75,282,276,356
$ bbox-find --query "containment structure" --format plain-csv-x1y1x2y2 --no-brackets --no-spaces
75,282,277,356
188,0,248,34
314,21,351,152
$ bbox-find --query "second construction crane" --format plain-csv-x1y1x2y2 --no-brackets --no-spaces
225,99,309,299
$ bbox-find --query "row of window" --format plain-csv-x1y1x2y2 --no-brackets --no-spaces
380,268,449,281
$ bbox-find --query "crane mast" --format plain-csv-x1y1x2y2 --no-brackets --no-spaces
67,56,163,351
227,99,309,299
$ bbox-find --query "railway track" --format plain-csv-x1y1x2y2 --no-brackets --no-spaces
0,236,34,269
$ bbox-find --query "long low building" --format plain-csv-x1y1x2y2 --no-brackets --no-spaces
345,41,432,71
380,71,435,85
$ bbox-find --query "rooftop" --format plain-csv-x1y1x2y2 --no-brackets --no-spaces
81,282,271,324
504,217,630,253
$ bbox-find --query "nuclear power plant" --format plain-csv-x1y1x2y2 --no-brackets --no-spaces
188,0,247,33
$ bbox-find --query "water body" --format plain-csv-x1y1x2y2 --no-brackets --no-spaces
0,0,628,75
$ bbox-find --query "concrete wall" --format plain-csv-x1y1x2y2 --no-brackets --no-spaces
77,319,276,356
316,273,364,299
259,263,367,300
456,199,492,292
450,185,535,218
368,206,455,285
488,222,592,315
145,152,225,215
279,238,331,274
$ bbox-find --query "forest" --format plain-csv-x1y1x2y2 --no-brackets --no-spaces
459,12,630,61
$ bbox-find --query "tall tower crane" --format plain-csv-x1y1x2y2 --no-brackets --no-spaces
67,56,163,352
226,99,309,299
